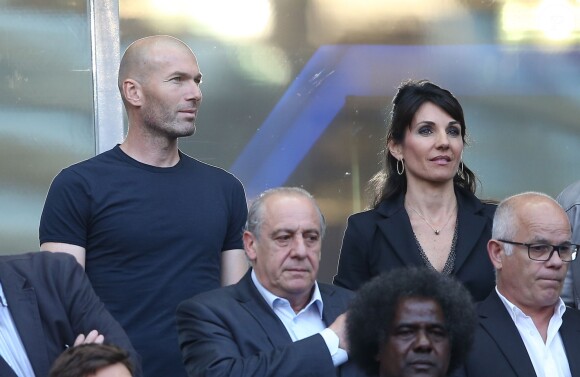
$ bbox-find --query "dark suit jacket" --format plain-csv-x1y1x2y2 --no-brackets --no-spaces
0,252,141,377
333,187,496,302
176,270,365,377
456,290,580,377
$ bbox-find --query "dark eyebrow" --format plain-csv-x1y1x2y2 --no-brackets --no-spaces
415,120,460,126
164,71,203,81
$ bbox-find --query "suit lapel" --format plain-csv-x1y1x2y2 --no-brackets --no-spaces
235,272,294,347
561,310,580,375
375,190,489,269
376,196,423,266
571,261,580,307
478,291,537,377
0,262,50,377
452,189,487,272
0,357,18,377
319,284,340,325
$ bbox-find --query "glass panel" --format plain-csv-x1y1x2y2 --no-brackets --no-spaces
119,0,580,283
0,0,94,253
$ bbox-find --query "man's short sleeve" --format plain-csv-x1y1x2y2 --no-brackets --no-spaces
39,168,91,248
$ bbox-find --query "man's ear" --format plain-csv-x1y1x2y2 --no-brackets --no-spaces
387,140,403,161
243,231,257,262
122,79,143,107
488,239,503,269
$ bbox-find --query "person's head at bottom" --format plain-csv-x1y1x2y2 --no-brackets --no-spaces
49,343,133,377
347,267,476,377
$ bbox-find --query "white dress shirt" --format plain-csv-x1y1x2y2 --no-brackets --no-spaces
251,270,348,366
0,282,36,377
497,287,571,377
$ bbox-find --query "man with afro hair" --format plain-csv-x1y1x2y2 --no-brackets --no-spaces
347,267,476,377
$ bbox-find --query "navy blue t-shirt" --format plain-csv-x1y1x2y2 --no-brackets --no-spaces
40,145,248,377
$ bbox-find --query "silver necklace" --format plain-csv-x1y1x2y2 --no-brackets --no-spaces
407,204,457,235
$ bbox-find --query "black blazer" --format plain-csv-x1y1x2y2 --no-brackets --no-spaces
0,252,141,377
333,187,496,301
176,270,366,377
456,290,580,377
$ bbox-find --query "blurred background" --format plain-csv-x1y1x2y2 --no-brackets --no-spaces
1,0,580,282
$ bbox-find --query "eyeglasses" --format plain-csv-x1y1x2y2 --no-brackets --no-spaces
498,240,578,262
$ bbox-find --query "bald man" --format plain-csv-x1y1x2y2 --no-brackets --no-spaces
457,192,580,377
40,35,248,377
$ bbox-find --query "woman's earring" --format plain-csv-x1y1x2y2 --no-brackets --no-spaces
396,159,405,175
459,160,469,185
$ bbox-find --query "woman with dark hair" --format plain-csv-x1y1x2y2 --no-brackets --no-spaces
333,79,495,301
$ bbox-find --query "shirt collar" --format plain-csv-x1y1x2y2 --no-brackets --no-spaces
496,286,566,321
0,282,7,307
251,269,323,317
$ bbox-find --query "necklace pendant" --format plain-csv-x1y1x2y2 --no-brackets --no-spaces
435,230,440,235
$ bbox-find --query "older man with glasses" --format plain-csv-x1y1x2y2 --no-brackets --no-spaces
455,191,580,377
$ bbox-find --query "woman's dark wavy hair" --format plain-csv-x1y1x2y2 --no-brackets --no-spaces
368,79,477,208
346,267,477,377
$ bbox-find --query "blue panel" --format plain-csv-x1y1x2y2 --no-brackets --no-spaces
231,44,580,198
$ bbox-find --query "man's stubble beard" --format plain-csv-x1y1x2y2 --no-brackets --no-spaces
142,107,197,139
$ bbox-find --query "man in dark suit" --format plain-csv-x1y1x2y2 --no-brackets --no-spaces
556,180,580,307
0,251,140,377
458,192,580,377
176,187,365,377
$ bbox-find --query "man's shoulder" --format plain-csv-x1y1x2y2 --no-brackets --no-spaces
70,146,120,167
557,180,580,210
564,306,580,322
562,308,580,359
0,250,73,263
55,147,122,179
318,282,355,302
177,283,242,319
0,251,78,277
474,290,506,315
179,154,242,183
180,282,240,307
